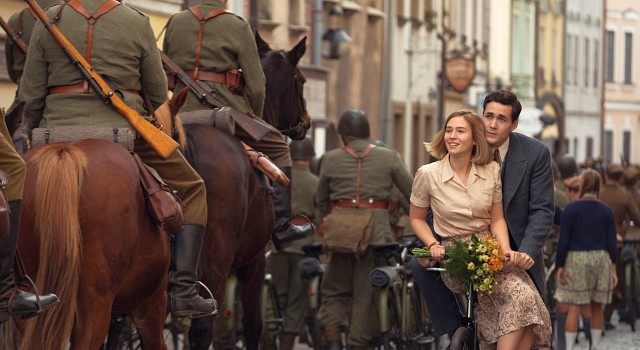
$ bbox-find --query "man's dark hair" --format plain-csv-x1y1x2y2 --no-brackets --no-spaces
482,89,522,123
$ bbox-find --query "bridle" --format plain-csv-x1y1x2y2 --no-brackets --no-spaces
263,54,307,138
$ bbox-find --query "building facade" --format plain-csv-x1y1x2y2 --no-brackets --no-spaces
603,1,640,165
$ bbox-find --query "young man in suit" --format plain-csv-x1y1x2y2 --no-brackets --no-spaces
410,90,555,346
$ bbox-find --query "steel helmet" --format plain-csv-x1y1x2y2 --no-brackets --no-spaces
337,109,370,138
290,136,316,160
556,154,578,180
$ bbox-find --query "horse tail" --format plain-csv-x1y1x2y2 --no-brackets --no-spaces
20,144,87,350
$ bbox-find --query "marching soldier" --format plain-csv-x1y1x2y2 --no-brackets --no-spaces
267,136,319,350
599,163,640,329
162,0,313,250
19,0,215,319
315,109,413,350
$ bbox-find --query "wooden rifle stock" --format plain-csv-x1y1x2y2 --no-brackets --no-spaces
24,0,179,159
159,51,270,141
0,16,29,55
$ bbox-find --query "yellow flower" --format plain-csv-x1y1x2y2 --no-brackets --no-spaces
467,262,475,270
479,284,487,291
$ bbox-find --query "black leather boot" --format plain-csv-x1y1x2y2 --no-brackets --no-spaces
0,200,60,323
271,167,314,251
169,224,217,319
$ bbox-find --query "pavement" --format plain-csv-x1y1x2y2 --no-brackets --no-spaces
560,311,640,350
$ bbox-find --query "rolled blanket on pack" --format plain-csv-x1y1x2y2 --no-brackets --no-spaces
369,265,401,288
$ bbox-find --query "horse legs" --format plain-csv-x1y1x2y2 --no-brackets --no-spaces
129,285,169,350
71,297,114,349
237,256,266,350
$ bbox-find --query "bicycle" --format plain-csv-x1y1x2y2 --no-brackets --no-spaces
298,242,326,350
370,236,435,350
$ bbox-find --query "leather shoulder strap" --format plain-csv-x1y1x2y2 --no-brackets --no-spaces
67,0,120,64
188,5,229,78
342,144,376,206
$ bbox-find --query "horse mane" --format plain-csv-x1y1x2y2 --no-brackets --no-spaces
20,144,87,350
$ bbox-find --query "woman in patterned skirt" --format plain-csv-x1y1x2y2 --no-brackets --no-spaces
555,169,618,350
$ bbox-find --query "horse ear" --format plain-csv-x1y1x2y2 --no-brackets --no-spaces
286,36,307,67
255,31,271,57
169,87,189,115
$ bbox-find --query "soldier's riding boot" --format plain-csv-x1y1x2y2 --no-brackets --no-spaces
271,167,314,251
322,324,343,350
0,200,60,323
169,224,217,319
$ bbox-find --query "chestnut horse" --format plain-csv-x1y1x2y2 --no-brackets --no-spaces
12,103,190,347
179,32,310,349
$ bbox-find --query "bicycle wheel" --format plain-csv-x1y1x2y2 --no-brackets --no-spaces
260,276,284,350
449,327,473,350
382,291,403,350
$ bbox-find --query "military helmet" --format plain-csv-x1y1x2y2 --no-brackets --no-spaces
337,109,370,138
289,136,316,160
556,154,578,180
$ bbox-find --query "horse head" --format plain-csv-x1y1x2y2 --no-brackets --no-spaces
256,31,310,140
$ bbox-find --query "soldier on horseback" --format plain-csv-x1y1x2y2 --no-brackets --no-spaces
18,0,216,319
162,0,314,251
0,0,63,324
0,115,60,323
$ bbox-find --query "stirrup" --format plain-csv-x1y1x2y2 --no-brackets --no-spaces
0,274,59,320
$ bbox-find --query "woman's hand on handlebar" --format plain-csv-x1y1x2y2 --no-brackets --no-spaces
504,250,534,270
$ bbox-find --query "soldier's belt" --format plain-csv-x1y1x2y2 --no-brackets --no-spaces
48,81,139,96
185,69,243,95
333,199,389,209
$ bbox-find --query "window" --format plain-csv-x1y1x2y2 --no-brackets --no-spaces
289,0,301,25
574,36,579,86
0,36,8,81
605,30,615,82
624,32,633,84
566,34,573,84
604,130,613,164
594,40,599,87
585,38,589,87
623,130,631,163
586,136,593,160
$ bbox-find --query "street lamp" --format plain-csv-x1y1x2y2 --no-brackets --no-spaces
322,5,352,59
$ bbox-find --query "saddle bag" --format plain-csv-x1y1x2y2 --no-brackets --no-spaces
131,154,184,236
0,171,10,239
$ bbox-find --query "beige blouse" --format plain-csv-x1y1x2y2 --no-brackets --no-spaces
410,154,502,238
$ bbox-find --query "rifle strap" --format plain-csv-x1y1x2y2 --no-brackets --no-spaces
342,144,376,207
66,0,120,85
188,6,228,80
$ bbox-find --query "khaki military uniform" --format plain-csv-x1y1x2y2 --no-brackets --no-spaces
600,183,640,237
162,0,291,168
19,0,207,225
0,112,25,201
267,163,319,335
5,0,61,120
315,138,413,347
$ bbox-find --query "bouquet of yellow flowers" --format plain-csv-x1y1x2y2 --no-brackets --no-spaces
412,235,506,295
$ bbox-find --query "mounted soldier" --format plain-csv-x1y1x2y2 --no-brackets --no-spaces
19,0,215,319
162,0,313,250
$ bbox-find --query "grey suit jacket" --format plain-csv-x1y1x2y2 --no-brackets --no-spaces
502,132,555,293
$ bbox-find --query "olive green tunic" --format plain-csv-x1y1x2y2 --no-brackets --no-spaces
4,0,61,116
315,138,413,346
19,0,207,225
162,0,291,167
0,111,25,201
600,183,640,237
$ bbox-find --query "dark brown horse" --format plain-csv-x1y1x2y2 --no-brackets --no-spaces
179,32,309,349
12,110,187,347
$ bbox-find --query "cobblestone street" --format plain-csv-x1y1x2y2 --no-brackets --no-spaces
566,312,640,350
